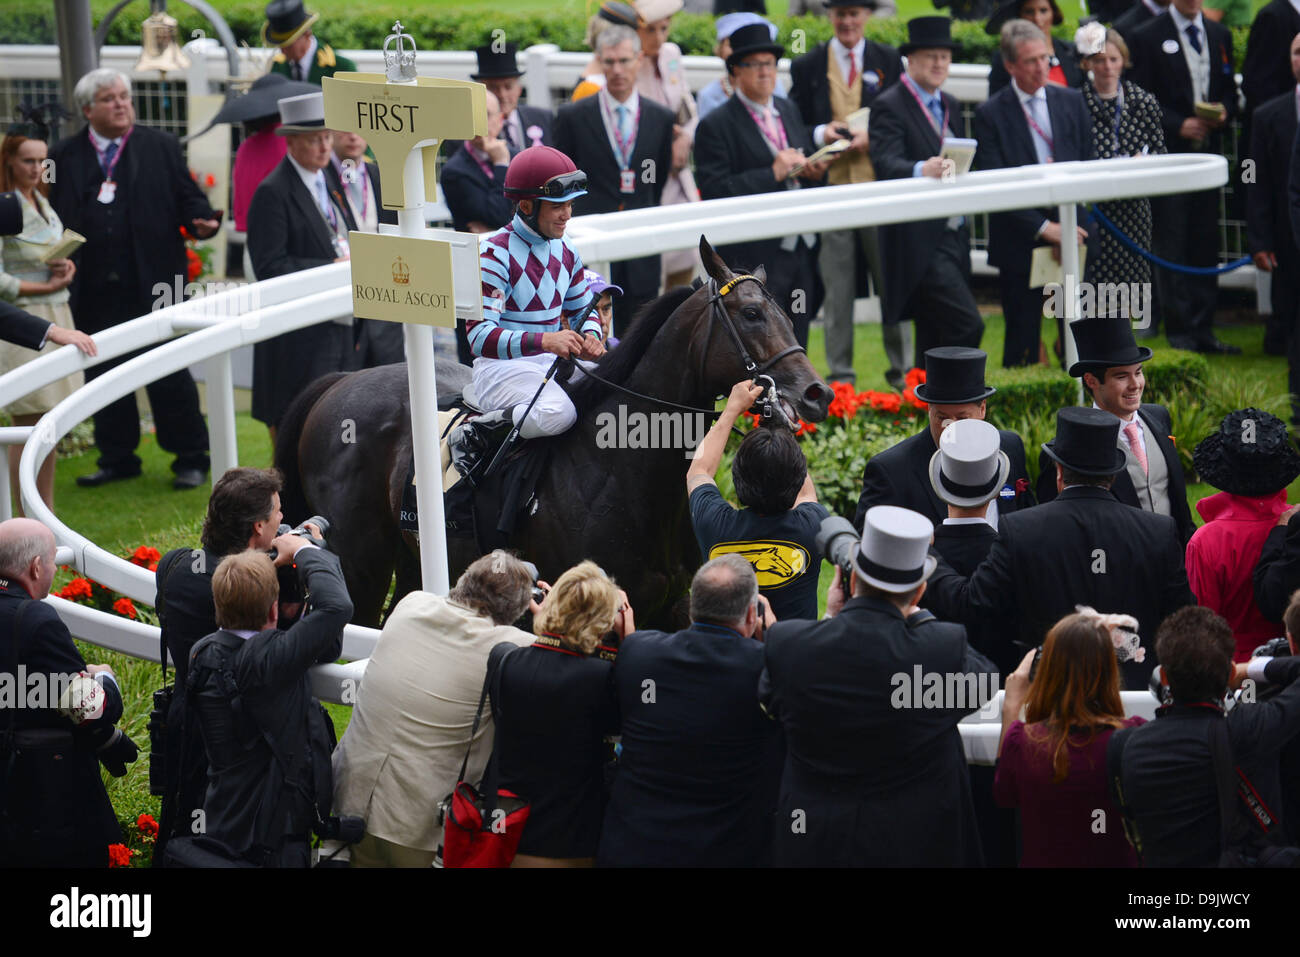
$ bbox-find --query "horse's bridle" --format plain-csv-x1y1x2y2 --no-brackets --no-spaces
700,273,807,425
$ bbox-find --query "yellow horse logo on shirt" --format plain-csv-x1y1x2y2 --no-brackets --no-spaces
708,541,809,589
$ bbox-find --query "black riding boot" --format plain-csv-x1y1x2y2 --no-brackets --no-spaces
449,408,516,481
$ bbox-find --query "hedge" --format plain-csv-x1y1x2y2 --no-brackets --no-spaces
0,3,1251,70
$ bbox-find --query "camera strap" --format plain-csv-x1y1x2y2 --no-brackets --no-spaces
154,548,192,683
1106,724,1143,864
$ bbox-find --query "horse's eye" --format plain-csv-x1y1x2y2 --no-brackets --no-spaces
742,307,762,322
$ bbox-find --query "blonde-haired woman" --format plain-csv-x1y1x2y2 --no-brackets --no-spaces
487,560,635,866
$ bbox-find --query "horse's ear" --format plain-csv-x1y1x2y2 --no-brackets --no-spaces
752,264,766,285
699,235,731,284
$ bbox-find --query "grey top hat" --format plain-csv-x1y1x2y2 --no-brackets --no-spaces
276,91,326,134
929,419,1012,509
855,506,938,594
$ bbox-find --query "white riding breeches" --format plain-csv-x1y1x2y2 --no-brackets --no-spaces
471,353,578,439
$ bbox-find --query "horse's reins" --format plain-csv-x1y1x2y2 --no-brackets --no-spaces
574,274,807,430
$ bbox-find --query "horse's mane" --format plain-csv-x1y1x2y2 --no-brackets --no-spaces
566,284,698,412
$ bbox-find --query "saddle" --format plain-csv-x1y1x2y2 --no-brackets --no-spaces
401,383,550,554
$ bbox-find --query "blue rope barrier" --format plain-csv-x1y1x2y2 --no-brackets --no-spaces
1088,204,1251,276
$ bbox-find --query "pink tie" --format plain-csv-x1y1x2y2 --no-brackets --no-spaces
1125,422,1148,474
847,50,858,88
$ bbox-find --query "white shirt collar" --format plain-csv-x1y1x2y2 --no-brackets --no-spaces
1168,5,1204,37
943,515,995,527
600,86,639,112
87,125,124,149
1012,79,1047,103
830,35,866,61
1091,400,1137,425
228,628,260,640
287,152,325,196
735,87,774,112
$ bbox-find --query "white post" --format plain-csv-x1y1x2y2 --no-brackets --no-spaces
0,445,10,522
204,351,238,482
524,44,558,110
399,146,451,595
1058,202,1083,405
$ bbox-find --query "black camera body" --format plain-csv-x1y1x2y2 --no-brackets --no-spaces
816,515,860,603
315,813,365,844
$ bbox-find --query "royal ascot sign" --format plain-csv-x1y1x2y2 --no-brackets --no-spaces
349,232,455,327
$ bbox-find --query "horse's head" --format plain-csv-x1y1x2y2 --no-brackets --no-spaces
694,236,832,424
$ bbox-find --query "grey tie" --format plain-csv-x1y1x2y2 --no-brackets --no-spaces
1029,96,1051,164
290,60,303,81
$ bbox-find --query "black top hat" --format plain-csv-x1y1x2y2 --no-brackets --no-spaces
901,16,962,55
985,0,1063,35
824,0,880,8
1067,316,1153,378
1041,406,1127,476
913,347,997,405
262,0,318,47
472,44,523,81
725,23,785,69
1193,408,1300,498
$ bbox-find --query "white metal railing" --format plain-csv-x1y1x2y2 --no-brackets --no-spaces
5,156,1226,750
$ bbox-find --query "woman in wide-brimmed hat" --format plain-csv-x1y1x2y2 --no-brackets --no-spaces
985,0,1082,95
1187,408,1300,660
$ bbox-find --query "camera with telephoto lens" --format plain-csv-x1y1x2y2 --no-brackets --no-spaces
268,515,331,558
90,726,141,777
147,686,173,796
315,813,365,844
816,515,860,603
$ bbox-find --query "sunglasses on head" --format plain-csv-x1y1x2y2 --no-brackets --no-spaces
527,170,588,199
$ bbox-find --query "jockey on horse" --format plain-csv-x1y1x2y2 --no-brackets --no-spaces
449,145,606,473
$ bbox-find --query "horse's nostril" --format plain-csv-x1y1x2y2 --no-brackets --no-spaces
805,382,833,406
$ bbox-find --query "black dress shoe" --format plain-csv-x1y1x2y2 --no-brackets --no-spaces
1195,337,1242,355
172,468,208,490
76,467,141,488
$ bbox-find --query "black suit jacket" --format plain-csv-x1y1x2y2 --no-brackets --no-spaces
0,301,50,350
48,124,216,322
869,80,972,325
1253,511,1300,622
759,599,995,866
553,94,673,297
0,581,124,865
1128,12,1237,154
1035,404,1194,544
248,157,357,280
852,425,1035,532
1243,0,1300,116
439,144,512,234
1248,90,1299,265
987,38,1083,97
695,94,824,278
788,40,902,142
324,160,398,229
597,625,779,867
1113,1,1157,38
973,83,1095,272
924,485,1195,688
933,522,1020,673
1111,657,1300,867
189,548,350,859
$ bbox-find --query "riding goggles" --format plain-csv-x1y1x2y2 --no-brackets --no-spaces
527,171,589,202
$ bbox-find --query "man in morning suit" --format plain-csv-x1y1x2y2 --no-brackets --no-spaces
1127,0,1238,353
598,555,781,867
0,518,132,866
470,43,554,156
974,19,1093,368
48,68,215,490
869,17,984,367
1113,0,1170,38
694,23,832,348
759,505,996,866
1248,34,1300,423
1242,0,1300,140
1037,317,1194,543
264,0,356,85
852,347,1034,533
554,25,673,337
789,0,902,385
925,406,1195,688
247,92,358,436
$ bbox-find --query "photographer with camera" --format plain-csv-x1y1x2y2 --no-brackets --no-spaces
152,467,287,860
0,517,138,866
170,520,351,867
331,550,539,867
994,610,1144,867
1109,605,1300,866
759,506,997,866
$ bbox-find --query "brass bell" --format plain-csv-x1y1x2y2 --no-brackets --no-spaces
133,10,191,77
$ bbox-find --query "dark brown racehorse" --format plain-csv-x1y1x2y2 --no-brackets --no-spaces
274,237,832,627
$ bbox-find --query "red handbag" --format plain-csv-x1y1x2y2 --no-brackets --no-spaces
440,650,530,868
